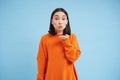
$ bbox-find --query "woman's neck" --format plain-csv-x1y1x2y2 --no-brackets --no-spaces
56,30,63,35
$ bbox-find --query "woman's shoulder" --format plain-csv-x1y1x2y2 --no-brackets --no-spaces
40,33,52,40
42,33,51,37
41,33,50,38
70,33,77,38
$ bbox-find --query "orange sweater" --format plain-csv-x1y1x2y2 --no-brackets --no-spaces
37,33,81,80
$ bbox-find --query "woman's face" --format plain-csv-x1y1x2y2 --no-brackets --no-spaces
51,11,68,34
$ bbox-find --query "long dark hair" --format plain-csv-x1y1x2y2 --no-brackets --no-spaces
48,8,71,35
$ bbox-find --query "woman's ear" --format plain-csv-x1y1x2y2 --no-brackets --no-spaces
51,21,53,24
66,20,68,25
51,19,53,25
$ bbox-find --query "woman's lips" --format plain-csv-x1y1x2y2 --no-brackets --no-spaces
58,26,63,29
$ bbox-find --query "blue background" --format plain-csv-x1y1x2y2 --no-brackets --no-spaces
0,0,120,80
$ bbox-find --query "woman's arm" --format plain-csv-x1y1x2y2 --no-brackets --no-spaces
37,37,47,80
62,34,81,63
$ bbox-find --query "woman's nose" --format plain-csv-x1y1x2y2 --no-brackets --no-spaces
58,19,63,24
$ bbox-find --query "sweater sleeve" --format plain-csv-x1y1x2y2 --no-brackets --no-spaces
37,36,47,80
62,34,81,63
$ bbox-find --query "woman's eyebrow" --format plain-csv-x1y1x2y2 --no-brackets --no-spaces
53,15,59,17
53,15,67,17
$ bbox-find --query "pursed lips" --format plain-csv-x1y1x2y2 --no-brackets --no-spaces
58,26,63,28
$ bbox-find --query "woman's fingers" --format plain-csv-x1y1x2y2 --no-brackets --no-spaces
59,34,69,40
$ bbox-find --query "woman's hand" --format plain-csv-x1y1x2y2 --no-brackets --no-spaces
59,34,69,40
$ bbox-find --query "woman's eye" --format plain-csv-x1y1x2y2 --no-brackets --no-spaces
55,18,59,20
62,17,67,20
62,18,65,20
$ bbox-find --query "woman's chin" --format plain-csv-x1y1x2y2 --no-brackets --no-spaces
58,29,64,32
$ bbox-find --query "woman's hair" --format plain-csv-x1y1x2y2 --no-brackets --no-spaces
48,8,71,35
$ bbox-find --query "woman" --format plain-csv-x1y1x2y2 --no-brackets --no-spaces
37,8,81,80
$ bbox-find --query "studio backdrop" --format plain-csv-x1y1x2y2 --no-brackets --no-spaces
0,0,120,80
